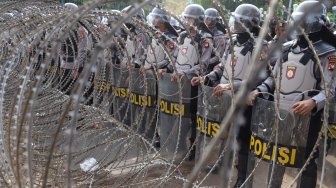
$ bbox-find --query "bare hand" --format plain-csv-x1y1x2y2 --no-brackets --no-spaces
127,63,135,70
171,72,184,81
191,76,202,86
213,83,231,97
70,69,79,79
140,64,152,74
247,89,259,106
158,69,166,79
292,99,316,116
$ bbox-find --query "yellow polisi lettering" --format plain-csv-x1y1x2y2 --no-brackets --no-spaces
196,115,221,138
130,92,152,107
263,142,271,160
254,139,262,156
112,86,129,98
212,123,219,137
250,136,255,150
249,134,300,168
159,99,185,116
290,149,297,165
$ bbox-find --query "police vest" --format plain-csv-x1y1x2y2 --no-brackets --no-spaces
145,38,165,65
279,50,316,107
279,40,336,108
61,29,79,63
220,44,252,84
176,37,198,72
123,36,136,61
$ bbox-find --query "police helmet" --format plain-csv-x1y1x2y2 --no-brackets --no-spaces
231,4,261,34
149,6,170,26
64,3,78,10
181,4,205,26
290,0,327,34
205,8,221,23
170,17,180,28
121,5,145,20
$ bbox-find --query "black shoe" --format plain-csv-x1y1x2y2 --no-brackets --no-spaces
203,164,220,174
152,134,160,148
188,149,195,161
153,140,160,148
234,178,245,188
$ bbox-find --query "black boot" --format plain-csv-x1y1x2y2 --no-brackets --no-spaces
299,161,317,188
153,133,160,148
234,154,248,188
234,178,245,188
203,163,221,174
188,146,196,161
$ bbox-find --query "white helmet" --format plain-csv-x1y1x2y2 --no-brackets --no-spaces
64,3,78,10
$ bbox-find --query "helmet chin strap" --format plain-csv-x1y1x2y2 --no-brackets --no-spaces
207,22,216,31
236,32,251,44
297,31,321,48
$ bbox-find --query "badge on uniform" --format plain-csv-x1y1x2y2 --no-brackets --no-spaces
137,36,142,43
328,55,336,71
286,66,296,80
230,57,237,67
79,27,87,39
182,47,188,55
167,41,174,49
259,50,266,61
203,39,209,48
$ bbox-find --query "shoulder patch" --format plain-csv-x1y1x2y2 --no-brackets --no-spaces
78,27,87,39
203,39,209,48
167,41,175,49
327,55,336,71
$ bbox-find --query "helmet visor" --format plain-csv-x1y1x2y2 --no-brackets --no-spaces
290,12,322,35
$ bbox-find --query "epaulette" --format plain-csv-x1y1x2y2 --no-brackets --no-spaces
312,40,336,56
201,31,213,39
282,40,295,62
213,29,224,37
240,38,254,56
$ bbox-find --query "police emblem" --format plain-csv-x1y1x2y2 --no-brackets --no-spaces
328,55,336,71
203,39,209,48
230,57,237,67
137,35,142,42
182,47,188,55
286,66,296,80
259,50,266,61
167,41,174,49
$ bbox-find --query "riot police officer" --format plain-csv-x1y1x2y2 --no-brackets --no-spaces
170,17,182,33
171,4,213,79
143,6,179,72
59,3,89,94
171,4,213,160
141,6,179,147
248,1,336,187
204,8,227,71
120,5,149,68
191,4,268,185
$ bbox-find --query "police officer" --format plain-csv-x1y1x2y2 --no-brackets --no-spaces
171,4,213,79
141,6,179,147
170,17,182,33
204,8,227,72
170,4,213,160
120,6,149,68
143,6,179,72
59,3,89,94
248,1,336,187
191,4,268,185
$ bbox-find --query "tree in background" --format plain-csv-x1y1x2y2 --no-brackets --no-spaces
163,0,187,16
60,0,334,21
